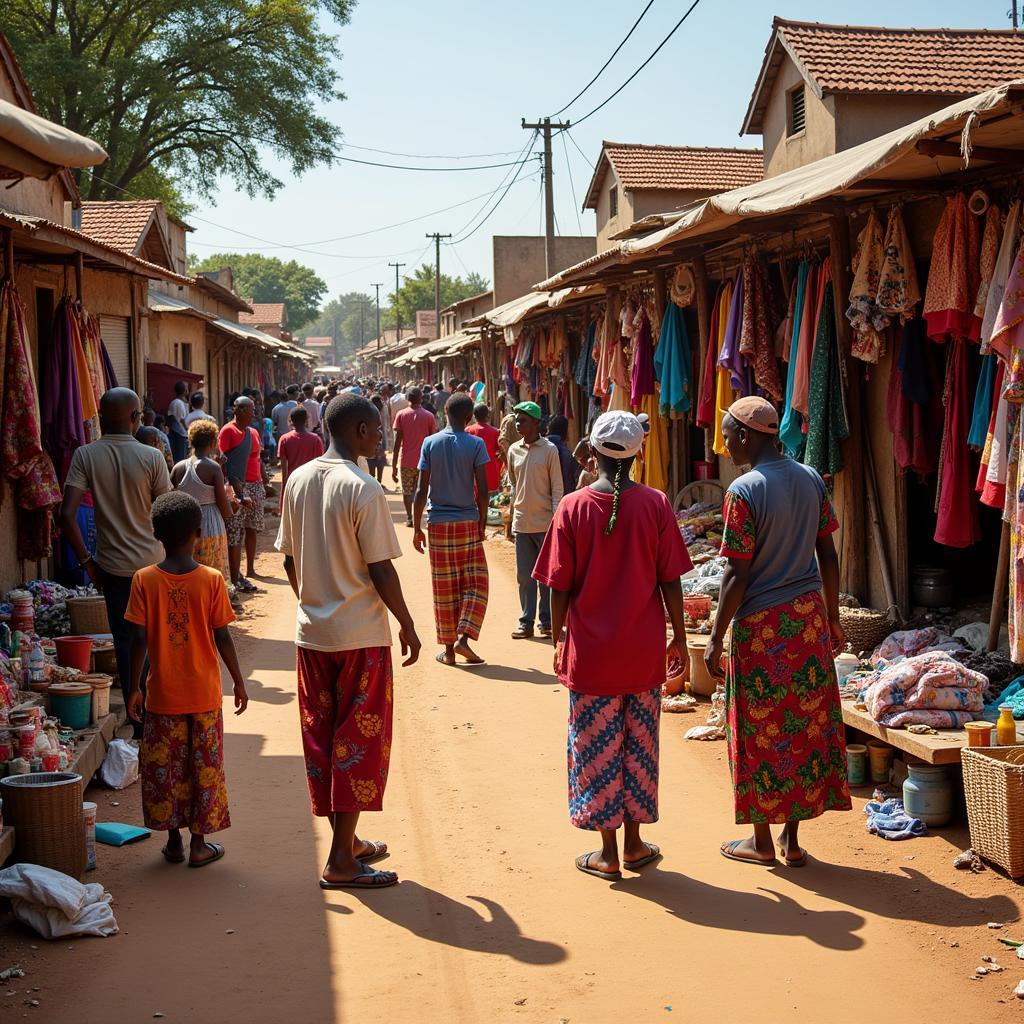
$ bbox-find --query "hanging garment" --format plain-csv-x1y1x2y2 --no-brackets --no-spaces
629,311,655,408
739,255,783,399
980,200,1022,354
847,209,890,363
887,318,941,477
1003,360,1024,660
635,391,669,493
712,281,736,456
977,361,1008,508
41,299,88,481
653,302,692,417
969,353,998,449
877,205,921,322
923,193,981,343
793,259,828,418
976,204,1005,318
803,277,849,478
575,320,599,396
779,261,811,457
720,272,753,396
695,284,722,428
934,339,981,548
990,239,1024,357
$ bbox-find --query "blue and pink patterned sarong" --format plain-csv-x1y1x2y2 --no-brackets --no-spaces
567,686,660,830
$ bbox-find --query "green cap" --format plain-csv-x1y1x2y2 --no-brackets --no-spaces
513,401,542,420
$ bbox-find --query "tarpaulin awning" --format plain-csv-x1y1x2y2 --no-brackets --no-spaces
0,96,107,180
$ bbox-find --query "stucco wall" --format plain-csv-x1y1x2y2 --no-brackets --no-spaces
492,236,596,305
834,93,958,152
761,59,837,178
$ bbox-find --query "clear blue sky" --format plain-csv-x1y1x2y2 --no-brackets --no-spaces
186,0,1013,317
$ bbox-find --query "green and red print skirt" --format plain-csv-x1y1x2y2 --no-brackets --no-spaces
725,590,851,825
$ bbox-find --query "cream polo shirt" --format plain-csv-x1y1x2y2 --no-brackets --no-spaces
275,455,402,651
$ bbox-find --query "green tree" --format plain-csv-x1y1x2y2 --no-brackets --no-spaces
192,253,326,331
387,265,490,330
302,292,377,359
4,0,352,211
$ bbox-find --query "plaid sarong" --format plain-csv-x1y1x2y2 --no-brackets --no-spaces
427,520,489,644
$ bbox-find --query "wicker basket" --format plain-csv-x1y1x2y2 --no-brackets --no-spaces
66,596,110,635
0,772,86,879
962,745,1024,878
839,607,893,656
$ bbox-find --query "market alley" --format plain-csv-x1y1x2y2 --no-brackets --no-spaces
8,491,1023,1024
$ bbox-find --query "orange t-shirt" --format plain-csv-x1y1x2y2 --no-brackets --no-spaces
125,564,236,714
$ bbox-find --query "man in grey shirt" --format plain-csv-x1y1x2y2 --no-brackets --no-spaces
272,384,299,439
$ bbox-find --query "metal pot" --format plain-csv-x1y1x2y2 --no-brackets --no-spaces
911,567,954,609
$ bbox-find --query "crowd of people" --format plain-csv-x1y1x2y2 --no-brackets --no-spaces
55,367,850,887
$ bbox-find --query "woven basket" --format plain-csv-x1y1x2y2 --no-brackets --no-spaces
839,607,893,656
67,596,110,635
0,772,86,879
962,745,1024,878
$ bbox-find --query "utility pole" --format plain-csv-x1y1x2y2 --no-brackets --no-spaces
521,116,571,278
426,232,451,339
388,261,405,347
359,299,365,347
371,282,383,350
1015,1,1020,29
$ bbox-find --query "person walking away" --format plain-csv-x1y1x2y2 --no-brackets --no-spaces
366,396,388,485
171,419,237,588
141,406,174,465
60,388,172,735
545,415,580,496
276,394,421,889
413,394,490,666
391,387,437,527
706,396,851,868
533,411,691,880
186,392,215,426
431,380,452,427
497,395,519,463
271,385,299,441
125,491,248,868
136,425,174,472
388,386,409,454
470,370,486,404
301,381,323,437
466,403,503,496
167,381,189,463
278,406,325,503
218,396,267,594
507,402,563,638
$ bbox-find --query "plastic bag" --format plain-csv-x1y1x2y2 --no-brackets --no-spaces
98,739,138,789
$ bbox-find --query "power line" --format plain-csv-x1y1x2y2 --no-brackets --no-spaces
335,154,526,172
549,0,657,117
560,129,584,233
450,133,537,238
571,0,703,128
564,129,596,172
342,142,526,160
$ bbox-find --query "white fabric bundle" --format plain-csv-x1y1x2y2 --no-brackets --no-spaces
0,863,117,938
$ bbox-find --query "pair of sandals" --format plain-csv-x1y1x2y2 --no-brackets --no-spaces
720,838,808,868
233,576,259,593
161,840,225,868
575,843,661,881
319,839,398,890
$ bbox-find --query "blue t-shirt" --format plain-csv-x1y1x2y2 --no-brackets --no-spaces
418,427,489,524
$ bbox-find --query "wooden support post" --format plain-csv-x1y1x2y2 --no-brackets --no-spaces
989,521,1011,652
74,252,83,301
828,212,867,602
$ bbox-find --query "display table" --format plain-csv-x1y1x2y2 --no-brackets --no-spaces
842,700,975,765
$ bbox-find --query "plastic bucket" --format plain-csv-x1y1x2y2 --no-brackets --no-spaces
48,682,93,729
54,636,93,673
82,801,97,871
867,741,894,783
846,743,868,786
84,674,113,720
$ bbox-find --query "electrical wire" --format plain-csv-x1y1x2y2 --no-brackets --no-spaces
564,129,596,172
560,129,584,232
549,0,657,117
335,154,528,172
449,133,538,238
570,0,703,128
342,142,526,160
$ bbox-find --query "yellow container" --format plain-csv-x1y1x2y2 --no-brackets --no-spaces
867,741,894,783
997,706,1018,747
966,721,994,747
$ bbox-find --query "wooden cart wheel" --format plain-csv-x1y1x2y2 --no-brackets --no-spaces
673,480,724,512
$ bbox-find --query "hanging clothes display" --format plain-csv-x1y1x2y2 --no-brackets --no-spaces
0,279,61,559
793,258,828,419
695,284,721,429
803,271,849,478
653,302,692,417
629,308,655,409
975,204,1005,319
574,319,598,396
739,254,783,399
635,392,669,493
980,200,1022,354
720,272,754,397
876,205,921,322
847,209,890,363
922,193,981,343
887,317,941,477
41,297,88,481
969,354,998,448
780,260,811,457
712,280,736,456
977,361,1009,509
990,241,1024,357
1002,347,1024,660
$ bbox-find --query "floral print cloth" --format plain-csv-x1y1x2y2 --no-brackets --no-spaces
847,209,890,363
140,709,230,834
296,645,393,816
923,193,981,343
877,205,921,322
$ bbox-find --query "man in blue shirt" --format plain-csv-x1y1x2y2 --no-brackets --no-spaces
413,393,490,667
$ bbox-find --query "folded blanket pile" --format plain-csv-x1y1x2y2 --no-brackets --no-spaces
863,650,986,728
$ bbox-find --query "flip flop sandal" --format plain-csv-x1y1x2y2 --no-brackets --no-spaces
319,865,399,890
161,846,186,864
435,652,456,666
356,840,389,865
234,578,257,593
188,842,226,868
778,848,808,868
575,851,622,881
623,843,661,871
720,840,776,866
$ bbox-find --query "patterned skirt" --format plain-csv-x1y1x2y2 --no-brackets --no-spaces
428,521,489,643
726,590,851,825
195,504,230,582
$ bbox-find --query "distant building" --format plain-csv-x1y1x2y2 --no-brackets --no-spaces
240,301,291,342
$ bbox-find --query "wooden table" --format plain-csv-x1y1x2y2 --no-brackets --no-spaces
842,700,969,765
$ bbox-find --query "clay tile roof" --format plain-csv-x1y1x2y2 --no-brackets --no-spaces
584,144,763,209
239,302,287,326
79,200,162,254
743,20,1024,135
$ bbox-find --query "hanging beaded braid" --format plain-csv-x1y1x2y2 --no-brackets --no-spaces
604,460,625,535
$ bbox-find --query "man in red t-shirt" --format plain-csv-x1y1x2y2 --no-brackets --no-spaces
466,402,503,495
391,387,437,526
218,396,266,592
277,405,324,509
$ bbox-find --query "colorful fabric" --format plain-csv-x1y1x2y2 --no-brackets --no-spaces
226,481,265,546
400,465,418,496
653,301,692,417
981,200,1022,354
975,204,1004,318
977,360,1008,507
803,278,850,479
877,205,921,322
195,529,231,583
720,271,753,396
780,261,810,457
969,353,998,449
296,645,393,816
712,281,737,456
695,284,723,429
629,310,655,408
847,209,889,363
793,260,827,418
140,709,230,834
887,318,942,477
427,520,488,644
923,193,981,343
567,685,660,830
740,255,783,399
726,591,851,825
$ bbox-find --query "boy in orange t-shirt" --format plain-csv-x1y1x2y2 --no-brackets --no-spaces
126,491,249,868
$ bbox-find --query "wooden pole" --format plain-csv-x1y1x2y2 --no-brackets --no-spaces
989,521,1011,652
74,252,83,301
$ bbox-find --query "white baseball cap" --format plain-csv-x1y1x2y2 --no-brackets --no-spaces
590,411,646,459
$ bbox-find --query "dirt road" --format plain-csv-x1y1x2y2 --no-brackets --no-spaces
4,491,1023,1023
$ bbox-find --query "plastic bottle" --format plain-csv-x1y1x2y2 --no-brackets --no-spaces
997,705,1018,747
27,642,45,683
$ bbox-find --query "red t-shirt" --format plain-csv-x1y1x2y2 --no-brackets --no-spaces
393,406,437,469
218,423,262,482
466,422,502,491
533,485,693,695
277,430,324,472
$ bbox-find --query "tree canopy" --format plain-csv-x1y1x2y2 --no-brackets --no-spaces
5,0,353,211
301,292,378,359
192,253,327,331
389,265,490,329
